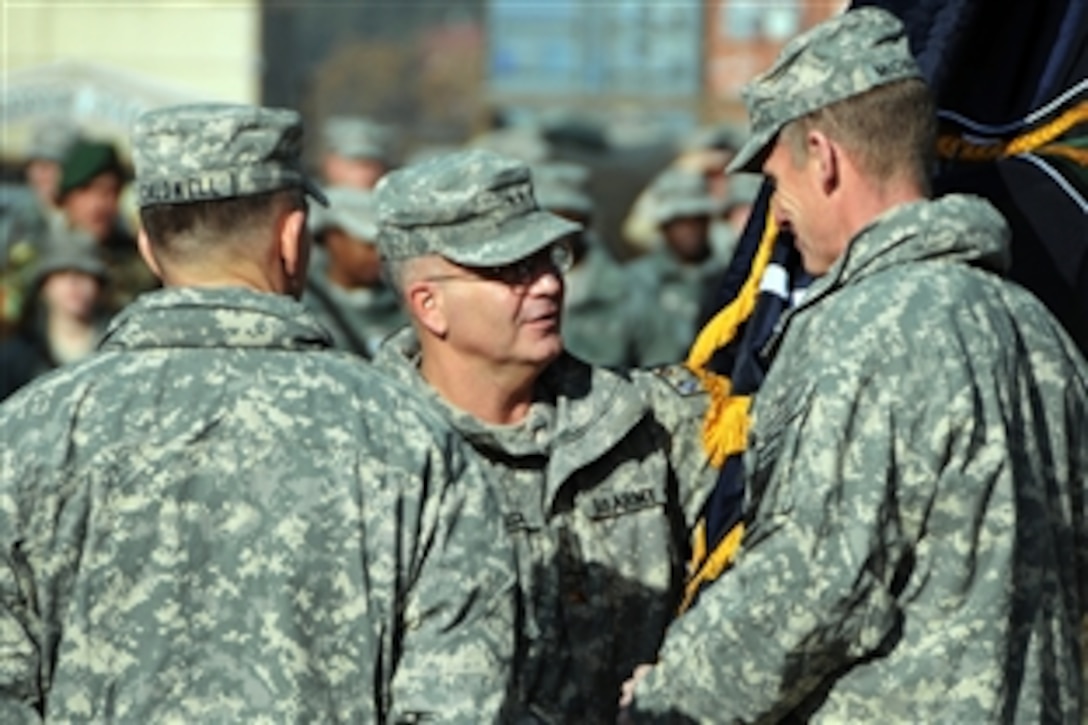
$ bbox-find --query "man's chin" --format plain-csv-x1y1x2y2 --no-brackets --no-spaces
528,334,564,366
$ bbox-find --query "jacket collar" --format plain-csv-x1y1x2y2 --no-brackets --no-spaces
375,327,649,491
764,194,1010,356
98,286,332,352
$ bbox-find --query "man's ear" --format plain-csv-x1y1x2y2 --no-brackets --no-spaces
278,207,310,284
136,228,165,281
406,279,448,338
807,129,840,195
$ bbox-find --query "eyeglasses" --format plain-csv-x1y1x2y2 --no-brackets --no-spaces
426,239,574,289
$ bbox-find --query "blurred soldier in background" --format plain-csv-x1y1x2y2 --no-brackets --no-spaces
373,149,716,723
1,121,79,259
0,103,517,723
710,171,761,265
622,122,744,255
54,138,158,312
695,172,765,329
302,185,406,357
1,123,81,334
320,115,397,189
625,8,1088,722
0,231,109,400
626,168,728,366
55,139,130,246
532,160,640,368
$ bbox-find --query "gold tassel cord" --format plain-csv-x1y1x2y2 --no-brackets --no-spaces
685,212,778,467
938,101,1088,163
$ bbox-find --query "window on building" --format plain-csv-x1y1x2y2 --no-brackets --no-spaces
720,1,801,41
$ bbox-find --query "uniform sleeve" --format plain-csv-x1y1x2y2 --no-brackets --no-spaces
0,448,45,724
630,369,936,722
632,366,718,528
387,434,518,724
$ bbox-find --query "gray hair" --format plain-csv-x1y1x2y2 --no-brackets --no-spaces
381,256,413,298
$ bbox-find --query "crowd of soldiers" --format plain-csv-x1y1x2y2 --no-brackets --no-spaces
0,94,761,398
1,7,1086,724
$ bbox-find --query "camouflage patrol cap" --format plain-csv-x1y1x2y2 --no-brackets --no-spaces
375,148,580,266
650,168,720,225
309,186,379,242
728,7,922,174
531,161,593,216
132,103,328,208
323,116,396,164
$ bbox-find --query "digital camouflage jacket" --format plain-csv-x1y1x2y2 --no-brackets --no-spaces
0,286,518,724
375,330,716,724
632,195,1088,723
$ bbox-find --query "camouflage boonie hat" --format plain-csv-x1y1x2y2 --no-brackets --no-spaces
650,168,720,225
132,103,327,208
531,161,593,216
309,186,379,241
323,116,396,164
375,149,580,267
728,7,922,174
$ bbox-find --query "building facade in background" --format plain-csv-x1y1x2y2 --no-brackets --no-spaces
702,0,845,120
487,0,845,135
1,0,259,162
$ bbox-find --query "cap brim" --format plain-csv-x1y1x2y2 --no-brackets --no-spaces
303,177,329,207
443,209,582,268
655,198,721,225
726,127,776,175
341,216,379,242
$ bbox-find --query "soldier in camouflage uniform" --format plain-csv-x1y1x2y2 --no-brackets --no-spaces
1,122,78,263
626,168,728,367
372,149,718,723
302,186,407,358
54,139,159,314
625,8,1088,722
531,161,639,369
0,103,518,723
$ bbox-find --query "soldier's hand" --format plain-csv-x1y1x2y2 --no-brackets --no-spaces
617,663,654,723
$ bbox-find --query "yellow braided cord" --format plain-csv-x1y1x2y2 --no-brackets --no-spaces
1037,142,1088,166
1006,102,1088,155
685,212,778,467
938,102,1088,162
687,212,778,370
678,521,746,615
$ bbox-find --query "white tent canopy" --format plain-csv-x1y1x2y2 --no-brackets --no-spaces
1,59,206,160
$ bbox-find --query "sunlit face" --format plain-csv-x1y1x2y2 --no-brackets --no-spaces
426,243,569,371
322,155,387,190
761,136,843,276
62,172,123,243
40,270,101,320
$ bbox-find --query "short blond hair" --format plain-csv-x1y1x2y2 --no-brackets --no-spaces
782,78,935,194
